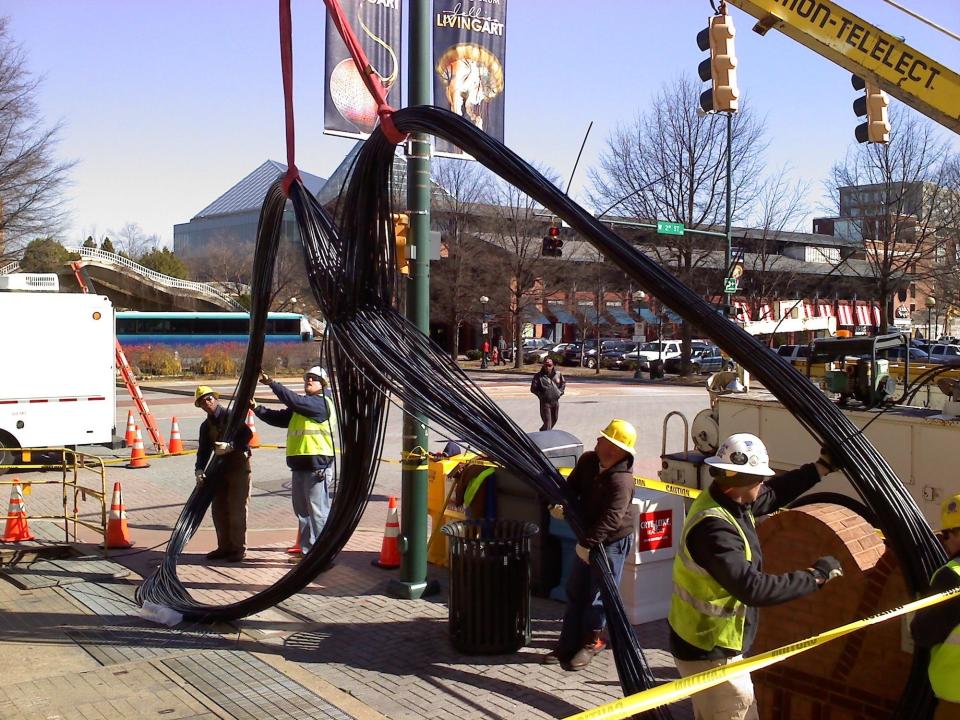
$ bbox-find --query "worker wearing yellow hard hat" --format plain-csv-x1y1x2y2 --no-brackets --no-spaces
542,419,637,671
193,385,253,563
668,433,840,720
911,494,960,718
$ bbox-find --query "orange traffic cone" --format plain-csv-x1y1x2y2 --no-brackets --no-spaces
287,528,302,555
102,482,133,549
124,410,136,447
2,480,34,542
168,417,185,454
245,409,260,448
372,496,401,569
126,427,150,469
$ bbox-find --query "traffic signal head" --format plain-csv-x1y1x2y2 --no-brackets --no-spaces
392,212,409,275
697,13,738,113
851,75,890,144
542,226,563,257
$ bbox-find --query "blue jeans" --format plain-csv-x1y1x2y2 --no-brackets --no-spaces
556,534,633,658
291,464,333,554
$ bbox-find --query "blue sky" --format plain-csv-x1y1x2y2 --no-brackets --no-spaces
3,0,958,246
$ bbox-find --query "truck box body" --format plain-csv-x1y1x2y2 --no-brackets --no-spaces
0,292,116,449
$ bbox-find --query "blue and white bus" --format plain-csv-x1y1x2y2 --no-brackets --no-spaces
115,311,313,345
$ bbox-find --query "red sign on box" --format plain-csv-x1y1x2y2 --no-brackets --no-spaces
637,509,673,552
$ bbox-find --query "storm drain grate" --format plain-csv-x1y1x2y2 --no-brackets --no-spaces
68,623,234,665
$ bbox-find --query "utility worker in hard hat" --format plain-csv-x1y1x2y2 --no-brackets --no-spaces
668,433,840,720
194,386,253,563
252,366,337,560
911,494,960,719
542,419,637,670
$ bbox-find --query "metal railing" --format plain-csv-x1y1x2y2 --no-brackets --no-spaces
64,245,244,309
0,261,20,275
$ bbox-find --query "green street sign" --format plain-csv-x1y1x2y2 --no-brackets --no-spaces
723,277,738,294
656,220,685,236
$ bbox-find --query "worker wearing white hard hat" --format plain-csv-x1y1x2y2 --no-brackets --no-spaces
911,494,960,716
669,433,839,720
252,365,337,561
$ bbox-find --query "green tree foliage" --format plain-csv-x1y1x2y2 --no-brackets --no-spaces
138,247,188,279
19,237,77,272
82,235,96,249
100,237,116,254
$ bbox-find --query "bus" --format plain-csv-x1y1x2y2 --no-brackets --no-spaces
115,311,313,345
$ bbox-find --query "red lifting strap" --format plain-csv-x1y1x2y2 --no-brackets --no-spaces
279,0,300,194
323,0,408,145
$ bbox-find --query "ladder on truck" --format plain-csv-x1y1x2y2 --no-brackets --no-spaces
71,262,168,454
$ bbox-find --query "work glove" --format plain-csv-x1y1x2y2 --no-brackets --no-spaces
213,441,231,456
816,447,836,474
249,398,258,410
194,469,205,485
259,371,271,385
575,543,590,563
548,504,565,520
809,555,843,586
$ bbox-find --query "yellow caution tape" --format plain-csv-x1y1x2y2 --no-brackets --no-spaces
564,585,960,720
634,476,701,499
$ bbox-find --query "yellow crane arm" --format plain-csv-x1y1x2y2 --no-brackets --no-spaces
725,0,960,133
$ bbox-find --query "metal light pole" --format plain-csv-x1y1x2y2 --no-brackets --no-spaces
389,0,431,600
926,296,936,341
479,295,489,369
724,111,733,316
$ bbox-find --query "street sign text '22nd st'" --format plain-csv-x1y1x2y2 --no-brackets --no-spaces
656,221,685,236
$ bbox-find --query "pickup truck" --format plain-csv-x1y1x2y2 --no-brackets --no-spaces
626,340,682,362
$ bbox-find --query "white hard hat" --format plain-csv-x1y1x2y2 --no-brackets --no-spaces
705,433,775,477
305,366,329,382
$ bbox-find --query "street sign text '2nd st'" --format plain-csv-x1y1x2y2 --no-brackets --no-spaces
656,220,685,236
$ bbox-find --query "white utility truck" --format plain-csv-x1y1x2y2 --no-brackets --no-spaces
0,274,116,466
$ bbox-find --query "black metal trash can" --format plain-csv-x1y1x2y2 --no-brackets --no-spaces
649,358,665,378
441,519,539,654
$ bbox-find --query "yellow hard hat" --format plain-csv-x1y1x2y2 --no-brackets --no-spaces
194,385,219,407
599,419,637,456
941,494,960,532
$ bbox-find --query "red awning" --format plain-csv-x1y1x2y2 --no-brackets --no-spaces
802,302,815,319
837,303,855,326
757,303,774,321
734,301,751,321
855,303,872,326
873,305,882,326
817,302,834,317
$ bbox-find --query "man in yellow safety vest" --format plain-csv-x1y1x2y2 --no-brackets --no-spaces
252,365,337,561
668,433,840,720
911,494,960,719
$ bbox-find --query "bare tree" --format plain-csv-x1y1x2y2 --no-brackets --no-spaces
112,222,156,258
431,158,495,361
484,170,558,368
0,17,74,261
827,107,957,329
588,75,765,370
742,165,809,321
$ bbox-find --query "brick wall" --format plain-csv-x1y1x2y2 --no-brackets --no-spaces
752,503,912,720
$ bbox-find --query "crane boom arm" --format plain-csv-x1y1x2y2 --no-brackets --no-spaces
725,0,960,133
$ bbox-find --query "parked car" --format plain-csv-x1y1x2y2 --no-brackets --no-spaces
626,340,682,363
503,337,552,362
878,346,933,363
582,339,627,369
928,344,960,365
557,341,584,366
775,344,812,362
524,341,564,364
599,341,640,370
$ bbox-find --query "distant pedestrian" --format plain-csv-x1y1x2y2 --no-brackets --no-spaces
194,385,253,563
531,357,566,431
497,336,507,365
491,346,500,365
252,366,337,561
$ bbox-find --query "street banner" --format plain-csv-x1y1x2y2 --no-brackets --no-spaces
432,0,507,157
324,0,402,140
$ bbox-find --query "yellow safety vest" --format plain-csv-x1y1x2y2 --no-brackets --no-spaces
668,490,753,653
929,559,960,703
287,395,336,459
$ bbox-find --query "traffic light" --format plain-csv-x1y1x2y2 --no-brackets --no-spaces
392,212,409,275
851,75,890,144
696,13,738,113
541,226,563,257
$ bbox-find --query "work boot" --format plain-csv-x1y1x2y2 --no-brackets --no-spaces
541,646,568,665
206,548,230,560
224,550,245,563
567,632,606,671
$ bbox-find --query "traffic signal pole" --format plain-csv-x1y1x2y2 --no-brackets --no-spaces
724,110,733,316
388,0,430,600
